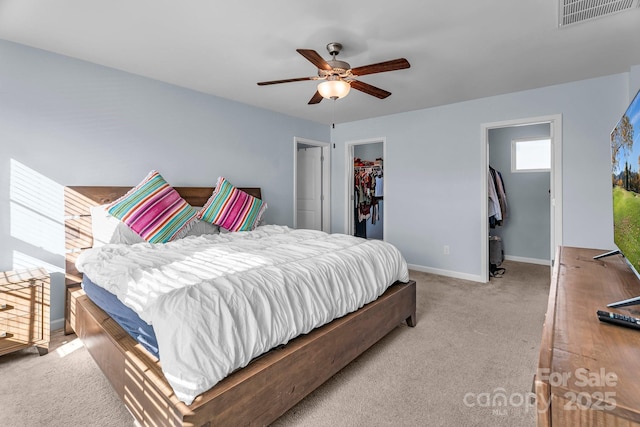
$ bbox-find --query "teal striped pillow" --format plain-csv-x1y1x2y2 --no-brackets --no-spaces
198,177,266,232
107,171,198,243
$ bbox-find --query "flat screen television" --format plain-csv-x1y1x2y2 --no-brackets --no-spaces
596,88,640,307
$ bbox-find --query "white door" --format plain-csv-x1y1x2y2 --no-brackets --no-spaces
296,146,323,230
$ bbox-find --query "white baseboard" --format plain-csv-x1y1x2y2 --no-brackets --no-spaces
407,263,484,283
408,256,550,283
504,255,551,266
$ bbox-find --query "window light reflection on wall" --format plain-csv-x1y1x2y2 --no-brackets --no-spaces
9,159,64,269
12,251,63,275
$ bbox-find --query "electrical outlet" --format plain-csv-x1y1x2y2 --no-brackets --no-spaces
444,245,450,255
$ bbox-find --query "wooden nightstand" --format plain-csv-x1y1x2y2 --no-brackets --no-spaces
0,268,50,356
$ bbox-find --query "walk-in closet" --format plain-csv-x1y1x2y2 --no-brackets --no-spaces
488,123,551,270
353,142,383,240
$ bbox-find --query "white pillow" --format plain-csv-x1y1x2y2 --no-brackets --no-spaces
90,204,145,247
178,218,220,238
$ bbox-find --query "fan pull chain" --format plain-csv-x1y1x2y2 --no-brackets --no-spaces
332,99,336,129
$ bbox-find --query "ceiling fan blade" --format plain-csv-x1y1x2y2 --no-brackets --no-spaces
297,49,332,71
257,77,314,86
350,58,410,77
350,80,392,99
308,91,324,104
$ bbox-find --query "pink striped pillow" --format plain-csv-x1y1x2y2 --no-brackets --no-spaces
197,177,266,232
107,171,198,243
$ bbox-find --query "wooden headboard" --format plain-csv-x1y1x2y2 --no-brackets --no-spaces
64,186,262,286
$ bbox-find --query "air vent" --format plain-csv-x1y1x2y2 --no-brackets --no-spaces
559,0,640,27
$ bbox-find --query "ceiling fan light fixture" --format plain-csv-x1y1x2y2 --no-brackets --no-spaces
317,79,351,100
257,43,410,105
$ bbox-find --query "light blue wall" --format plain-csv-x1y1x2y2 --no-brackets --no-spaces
331,72,633,280
488,124,551,262
0,40,328,329
354,142,383,163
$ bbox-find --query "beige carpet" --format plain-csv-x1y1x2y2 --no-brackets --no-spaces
0,260,550,426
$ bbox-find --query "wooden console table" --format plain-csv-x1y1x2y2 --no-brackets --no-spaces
536,246,640,426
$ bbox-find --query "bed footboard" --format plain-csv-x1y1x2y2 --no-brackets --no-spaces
69,280,416,426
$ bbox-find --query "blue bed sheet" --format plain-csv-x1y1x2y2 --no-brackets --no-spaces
82,275,159,359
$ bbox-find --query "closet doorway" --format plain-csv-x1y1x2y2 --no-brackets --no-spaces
346,138,385,240
294,137,330,231
480,115,563,283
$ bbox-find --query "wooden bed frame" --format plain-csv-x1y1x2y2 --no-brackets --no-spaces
64,185,417,426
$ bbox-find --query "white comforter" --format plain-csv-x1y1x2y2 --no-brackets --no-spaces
76,225,409,405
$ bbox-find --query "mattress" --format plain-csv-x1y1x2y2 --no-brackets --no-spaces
82,275,159,358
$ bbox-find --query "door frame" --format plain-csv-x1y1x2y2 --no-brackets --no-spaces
293,137,331,231
480,114,563,282
345,137,386,239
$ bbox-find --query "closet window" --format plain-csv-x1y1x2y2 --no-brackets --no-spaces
512,137,551,172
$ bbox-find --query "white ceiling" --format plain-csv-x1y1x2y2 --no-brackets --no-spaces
1,0,639,125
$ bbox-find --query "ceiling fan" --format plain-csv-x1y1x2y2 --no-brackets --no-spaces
257,42,410,104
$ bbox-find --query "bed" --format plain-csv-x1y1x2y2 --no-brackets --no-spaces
64,185,416,426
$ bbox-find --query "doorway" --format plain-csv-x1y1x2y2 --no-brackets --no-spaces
480,115,563,282
346,138,385,240
294,137,330,231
